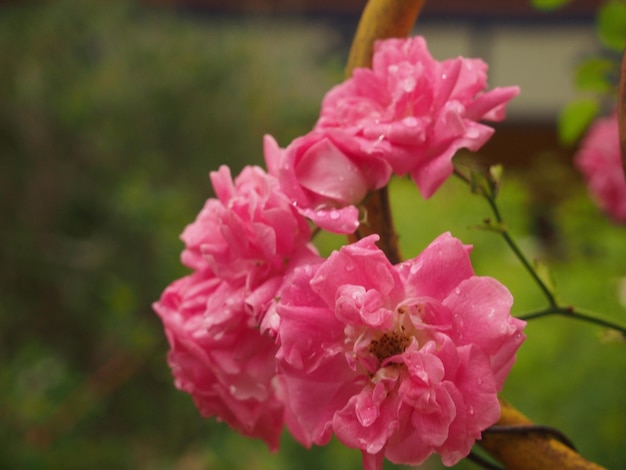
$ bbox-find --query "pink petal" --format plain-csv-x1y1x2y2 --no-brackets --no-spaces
442,276,525,388
295,137,368,205
398,232,474,301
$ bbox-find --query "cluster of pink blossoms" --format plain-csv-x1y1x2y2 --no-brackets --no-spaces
574,112,626,223
153,165,320,450
154,36,526,469
266,36,520,233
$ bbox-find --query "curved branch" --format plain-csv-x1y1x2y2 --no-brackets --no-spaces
345,0,425,264
479,399,606,470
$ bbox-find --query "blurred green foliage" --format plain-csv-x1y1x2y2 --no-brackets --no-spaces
1,1,625,469
551,0,626,145
0,0,349,468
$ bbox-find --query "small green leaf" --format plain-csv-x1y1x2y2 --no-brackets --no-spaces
597,0,626,52
489,165,504,197
473,218,507,234
530,0,573,11
468,167,493,199
558,99,599,145
574,57,615,93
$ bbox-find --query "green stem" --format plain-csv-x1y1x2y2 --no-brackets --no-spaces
453,168,557,307
499,224,558,308
518,306,626,335
454,166,626,335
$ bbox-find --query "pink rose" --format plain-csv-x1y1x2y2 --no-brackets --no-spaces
575,112,626,223
275,233,525,468
153,269,284,450
264,131,392,234
154,164,323,449
317,36,519,198
180,164,317,320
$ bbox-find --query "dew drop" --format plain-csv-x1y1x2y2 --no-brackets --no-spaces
401,77,416,93
454,287,461,295
329,210,340,220
345,263,355,272
402,116,418,127
477,378,483,385
466,128,480,139
468,406,475,415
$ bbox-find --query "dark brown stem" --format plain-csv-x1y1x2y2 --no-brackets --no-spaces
344,0,425,263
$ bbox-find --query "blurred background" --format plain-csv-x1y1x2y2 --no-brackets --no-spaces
1,0,625,468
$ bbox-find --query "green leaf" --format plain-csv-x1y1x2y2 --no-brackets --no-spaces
489,164,504,197
530,0,573,11
558,99,599,145
467,167,492,198
597,0,626,52
473,217,507,234
574,57,615,93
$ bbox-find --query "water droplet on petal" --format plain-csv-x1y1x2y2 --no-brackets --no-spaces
468,406,475,415
466,128,480,139
329,210,340,220
402,116,418,127
454,287,461,295
401,77,416,93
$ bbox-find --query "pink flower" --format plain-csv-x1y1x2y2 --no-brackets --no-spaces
264,131,392,234
154,164,322,449
317,36,519,198
153,269,284,450
180,164,317,320
575,112,626,223
275,233,525,468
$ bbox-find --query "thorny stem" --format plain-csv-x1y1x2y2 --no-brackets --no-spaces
453,167,626,336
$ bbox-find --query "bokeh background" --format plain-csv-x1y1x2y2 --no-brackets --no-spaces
1,0,625,468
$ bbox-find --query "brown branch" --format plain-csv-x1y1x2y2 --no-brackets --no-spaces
345,0,425,264
345,0,426,74
478,399,605,470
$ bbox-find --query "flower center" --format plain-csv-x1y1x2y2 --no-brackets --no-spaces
368,328,410,363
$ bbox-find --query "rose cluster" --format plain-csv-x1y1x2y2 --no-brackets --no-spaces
154,36,526,469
